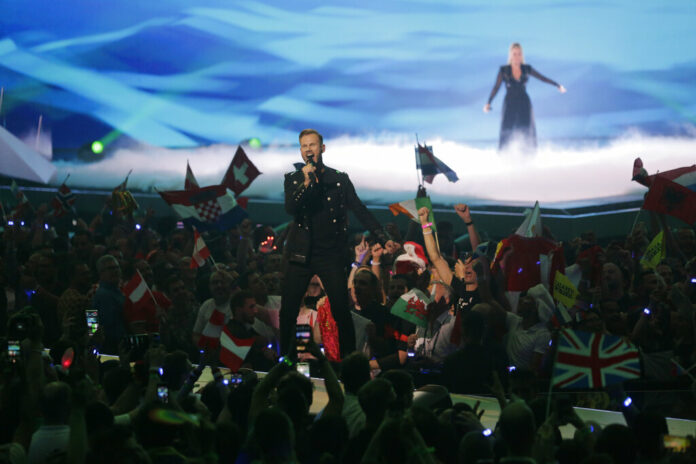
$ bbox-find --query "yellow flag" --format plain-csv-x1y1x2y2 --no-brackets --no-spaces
553,271,579,309
640,231,665,270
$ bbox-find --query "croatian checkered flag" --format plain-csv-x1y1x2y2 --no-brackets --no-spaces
158,185,247,232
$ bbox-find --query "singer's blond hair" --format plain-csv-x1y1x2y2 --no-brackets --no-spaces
508,43,525,64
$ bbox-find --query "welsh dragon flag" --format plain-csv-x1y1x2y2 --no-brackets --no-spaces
390,288,431,328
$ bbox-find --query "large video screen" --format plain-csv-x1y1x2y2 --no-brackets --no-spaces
1,0,695,205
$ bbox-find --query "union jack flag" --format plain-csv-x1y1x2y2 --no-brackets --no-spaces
552,329,641,389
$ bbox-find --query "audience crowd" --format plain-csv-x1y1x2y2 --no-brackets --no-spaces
1,192,695,463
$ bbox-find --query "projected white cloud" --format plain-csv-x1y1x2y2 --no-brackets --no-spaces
53,133,696,207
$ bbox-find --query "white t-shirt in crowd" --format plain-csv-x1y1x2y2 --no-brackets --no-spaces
28,425,70,464
193,298,231,334
506,321,550,371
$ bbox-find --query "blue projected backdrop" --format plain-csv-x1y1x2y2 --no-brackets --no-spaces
1,1,695,207
1,0,695,149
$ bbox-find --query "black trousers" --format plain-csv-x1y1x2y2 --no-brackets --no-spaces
279,253,356,358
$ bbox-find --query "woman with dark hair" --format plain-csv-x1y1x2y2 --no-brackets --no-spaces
484,43,566,151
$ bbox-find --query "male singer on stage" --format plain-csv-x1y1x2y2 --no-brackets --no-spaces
280,128,393,359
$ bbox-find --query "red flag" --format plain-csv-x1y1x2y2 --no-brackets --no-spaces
51,183,76,217
198,308,227,349
191,228,211,268
123,270,153,307
219,326,254,372
493,235,565,292
185,161,200,190
236,197,249,210
221,146,261,195
642,175,696,225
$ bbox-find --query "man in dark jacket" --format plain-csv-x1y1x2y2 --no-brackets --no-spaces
281,128,392,358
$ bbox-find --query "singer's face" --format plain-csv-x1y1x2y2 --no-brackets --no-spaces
300,134,324,165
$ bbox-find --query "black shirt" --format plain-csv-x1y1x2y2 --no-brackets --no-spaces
450,276,481,312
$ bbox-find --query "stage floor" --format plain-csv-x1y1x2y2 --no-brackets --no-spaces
188,367,696,439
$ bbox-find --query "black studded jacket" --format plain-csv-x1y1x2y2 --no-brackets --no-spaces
283,165,389,264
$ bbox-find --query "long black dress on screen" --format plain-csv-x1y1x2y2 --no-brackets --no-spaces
487,64,559,150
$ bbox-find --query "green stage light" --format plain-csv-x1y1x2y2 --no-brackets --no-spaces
248,137,261,148
91,141,104,154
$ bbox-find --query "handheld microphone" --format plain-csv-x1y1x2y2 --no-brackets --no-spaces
306,154,318,183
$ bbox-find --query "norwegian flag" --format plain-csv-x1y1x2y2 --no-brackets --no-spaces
123,270,154,307
185,161,200,190
197,308,228,349
221,146,261,195
191,228,211,269
553,329,641,389
219,326,254,372
51,182,76,217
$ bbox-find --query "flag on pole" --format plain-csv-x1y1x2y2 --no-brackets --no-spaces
389,197,437,232
389,199,419,221
123,270,154,307
390,288,431,328
515,201,542,237
112,170,132,194
191,228,211,268
159,185,248,232
632,158,696,191
415,144,458,184
198,308,228,349
9,180,31,219
219,326,254,372
492,235,565,292
553,271,580,309
51,183,76,217
221,146,261,195
185,161,200,190
642,175,696,224
640,231,666,269
552,329,641,389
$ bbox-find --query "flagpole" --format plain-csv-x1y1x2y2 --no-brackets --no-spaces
629,208,642,235
545,333,560,420
60,173,71,186
137,269,159,307
415,133,423,187
124,169,133,186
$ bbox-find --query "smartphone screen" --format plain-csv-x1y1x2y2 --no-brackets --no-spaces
296,362,310,378
157,385,169,403
295,324,311,352
7,340,21,363
86,310,98,335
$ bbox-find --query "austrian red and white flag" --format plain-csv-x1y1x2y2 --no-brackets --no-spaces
219,326,254,372
221,145,261,195
185,161,200,191
191,228,211,269
123,270,152,306
197,308,227,349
